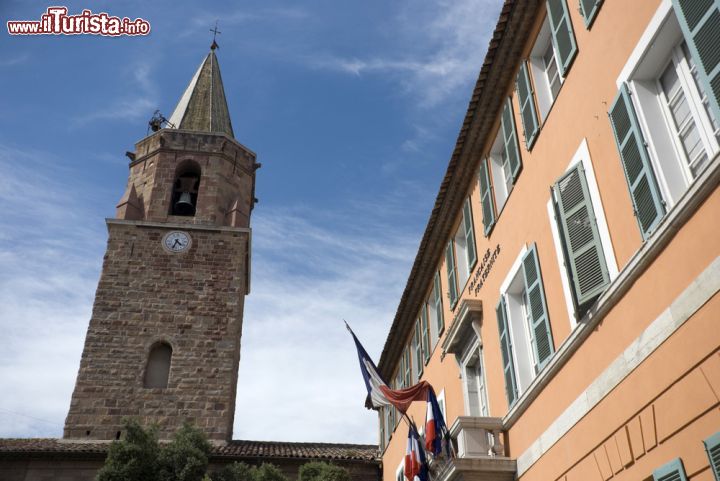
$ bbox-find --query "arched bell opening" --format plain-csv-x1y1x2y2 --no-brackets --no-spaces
170,160,201,216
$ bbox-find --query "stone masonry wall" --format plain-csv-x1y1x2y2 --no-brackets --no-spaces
63,221,248,441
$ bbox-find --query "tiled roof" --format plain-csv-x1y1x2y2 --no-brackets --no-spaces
0,438,378,462
216,440,378,461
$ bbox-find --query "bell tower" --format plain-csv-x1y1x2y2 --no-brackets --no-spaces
63,45,258,441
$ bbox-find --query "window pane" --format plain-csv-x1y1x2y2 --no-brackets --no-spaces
659,61,708,179
543,42,561,99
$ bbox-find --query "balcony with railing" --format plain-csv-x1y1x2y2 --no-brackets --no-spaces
433,299,516,481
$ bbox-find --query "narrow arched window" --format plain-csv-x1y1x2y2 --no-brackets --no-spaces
170,161,201,216
144,342,172,388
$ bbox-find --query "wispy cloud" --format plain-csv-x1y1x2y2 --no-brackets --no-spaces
0,144,106,437
235,192,423,442
307,0,500,109
70,58,158,127
0,53,29,68
0,142,424,442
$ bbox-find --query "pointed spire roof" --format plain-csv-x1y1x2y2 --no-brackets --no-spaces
168,49,234,138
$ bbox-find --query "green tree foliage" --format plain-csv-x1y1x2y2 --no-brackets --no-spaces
254,463,289,481
158,422,212,481
298,462,350,481
213,462,255,481
212,462,289,481
96,419,160,481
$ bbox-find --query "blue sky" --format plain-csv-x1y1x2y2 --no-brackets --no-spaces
0,0,501,443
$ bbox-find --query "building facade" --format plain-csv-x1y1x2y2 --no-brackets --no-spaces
375,1,720,481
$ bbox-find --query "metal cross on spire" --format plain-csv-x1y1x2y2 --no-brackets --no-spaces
210,21,221,50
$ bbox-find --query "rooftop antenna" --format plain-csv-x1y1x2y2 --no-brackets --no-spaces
210,21,221,50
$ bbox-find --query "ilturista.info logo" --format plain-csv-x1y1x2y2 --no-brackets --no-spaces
7,7,150,36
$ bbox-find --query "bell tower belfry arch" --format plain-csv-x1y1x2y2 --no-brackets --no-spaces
63,45,258,441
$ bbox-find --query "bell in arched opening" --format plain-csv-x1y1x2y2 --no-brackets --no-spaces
170,167,201,216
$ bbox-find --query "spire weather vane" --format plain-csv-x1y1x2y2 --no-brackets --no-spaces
210,21,221,50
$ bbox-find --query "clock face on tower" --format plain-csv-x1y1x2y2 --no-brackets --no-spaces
162,231,192,253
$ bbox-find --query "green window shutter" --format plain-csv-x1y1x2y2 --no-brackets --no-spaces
463,198,478,269
501,97,523,181
652,458,688,481
379,409,385,450
403,347,412,387
421,304,430,363
434,272,445,335
516,61,540,149
496,298,518,406
522,243,555,371
672,0,720,126
413,321,422,380
609,84,665,238
547,0,578,76
704,431,720,480
478,157,496,235
553,163,610,307
446,241,458,307
579,0,604,27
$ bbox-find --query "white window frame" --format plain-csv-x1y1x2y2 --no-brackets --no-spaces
528,15,565,125
616,0,719,208
488,129,512,213
529,15,564,121
453,224,470,289
437,389,447,422
498,244,536,394
546,139,619,326
458,337,490,417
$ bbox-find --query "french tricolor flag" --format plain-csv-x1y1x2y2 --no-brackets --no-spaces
405,427,428,481
347,322,451,459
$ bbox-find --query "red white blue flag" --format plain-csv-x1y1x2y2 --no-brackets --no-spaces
405,426,428,481
347,322,451,459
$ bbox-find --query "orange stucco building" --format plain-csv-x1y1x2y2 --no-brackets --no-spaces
375,1,720,480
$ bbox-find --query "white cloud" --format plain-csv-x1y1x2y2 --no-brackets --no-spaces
0,145,106,438
70,58,158,127
234,197,423,443
308,0,501,109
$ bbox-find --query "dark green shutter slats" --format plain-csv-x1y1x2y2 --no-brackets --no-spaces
421,304,430,363
652,458,688,481
434,272,445,335
673,0,720,125
446,242,458,307
547,0,578,76
479,157,496,235
579,0,604,27
463,198,478,269
502,97,522,181
516,61,540,149
522,243,554,371
704,431,720,480
609,84,665,238
554,163,610,306
496,298,518,406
